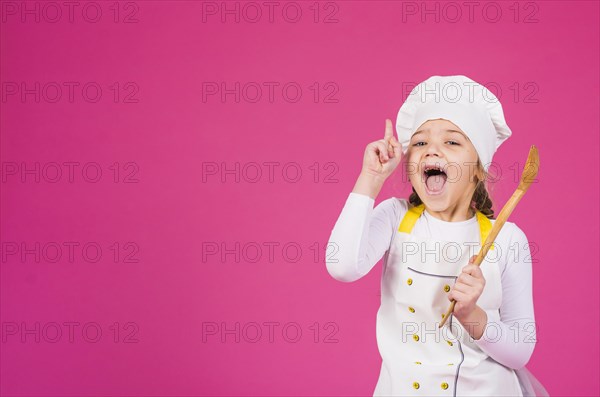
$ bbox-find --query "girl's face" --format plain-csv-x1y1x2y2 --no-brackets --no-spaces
406,119,482,217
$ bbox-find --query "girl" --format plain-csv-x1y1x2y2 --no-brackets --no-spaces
326,76,548,397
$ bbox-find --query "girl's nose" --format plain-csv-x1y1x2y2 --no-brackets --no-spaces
425,142,442,157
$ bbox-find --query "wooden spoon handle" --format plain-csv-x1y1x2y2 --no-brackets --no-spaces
438,190,524,328
473,190,526,266
438,145,539,328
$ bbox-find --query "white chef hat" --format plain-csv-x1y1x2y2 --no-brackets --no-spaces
395,75,512,172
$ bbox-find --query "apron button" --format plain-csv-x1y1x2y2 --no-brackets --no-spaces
412,382,420,389
414,361,422,365
446,340,453,346
408,307,415,313
441,382,449,390
407,278,413,285
413,334,420,342
444,284,451,292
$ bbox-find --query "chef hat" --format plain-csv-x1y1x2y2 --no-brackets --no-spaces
395,75,512,172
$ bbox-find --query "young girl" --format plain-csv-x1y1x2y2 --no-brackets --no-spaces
326,76,548,397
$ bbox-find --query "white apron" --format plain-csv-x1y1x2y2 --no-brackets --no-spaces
373,203,524,397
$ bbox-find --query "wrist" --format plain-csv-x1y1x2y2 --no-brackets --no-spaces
456,305,487,341
353,172,386,199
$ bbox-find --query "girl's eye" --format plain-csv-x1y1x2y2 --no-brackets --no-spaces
411,141,459,146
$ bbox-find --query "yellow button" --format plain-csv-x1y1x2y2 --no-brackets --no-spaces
447,340,453,346
414,361,422,365
407,278,413,285
413,334,420,342
447,363,454,366
413,382,420,389
441,382,449,390
444,284,451,292
408,307,415,313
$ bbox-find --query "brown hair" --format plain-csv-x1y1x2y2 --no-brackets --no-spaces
408,160,495,219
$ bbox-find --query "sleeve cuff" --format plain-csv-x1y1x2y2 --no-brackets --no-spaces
348,192,375,207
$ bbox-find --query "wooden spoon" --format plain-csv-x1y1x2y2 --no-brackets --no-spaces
438,145,540,328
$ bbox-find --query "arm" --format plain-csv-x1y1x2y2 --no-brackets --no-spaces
326,119,403,282
472,224,537,369
325,190,399,283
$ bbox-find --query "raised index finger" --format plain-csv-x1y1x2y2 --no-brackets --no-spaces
384,119,394,142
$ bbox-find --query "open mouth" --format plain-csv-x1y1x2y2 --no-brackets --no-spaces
422,163,448,196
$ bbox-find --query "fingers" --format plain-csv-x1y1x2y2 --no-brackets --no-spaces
372,140,390,163
370,119,401,166
384,119,394,142
462,264,483,277
452,280,482,295
373,140,399,164
387,138,395,159
389,135,401,159
450,280,483,298
453,264,486,301
380,139,401,163
456,272,479,287
383,119,401,159
365,145,381,167
448,289,468,302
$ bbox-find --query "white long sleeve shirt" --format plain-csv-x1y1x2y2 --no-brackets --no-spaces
326,192,537,370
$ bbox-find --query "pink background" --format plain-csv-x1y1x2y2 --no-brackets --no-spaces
1,1,598,396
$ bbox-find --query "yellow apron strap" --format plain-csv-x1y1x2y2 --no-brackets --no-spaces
476,210,495,250
398,203,425,233
398,203,495,250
